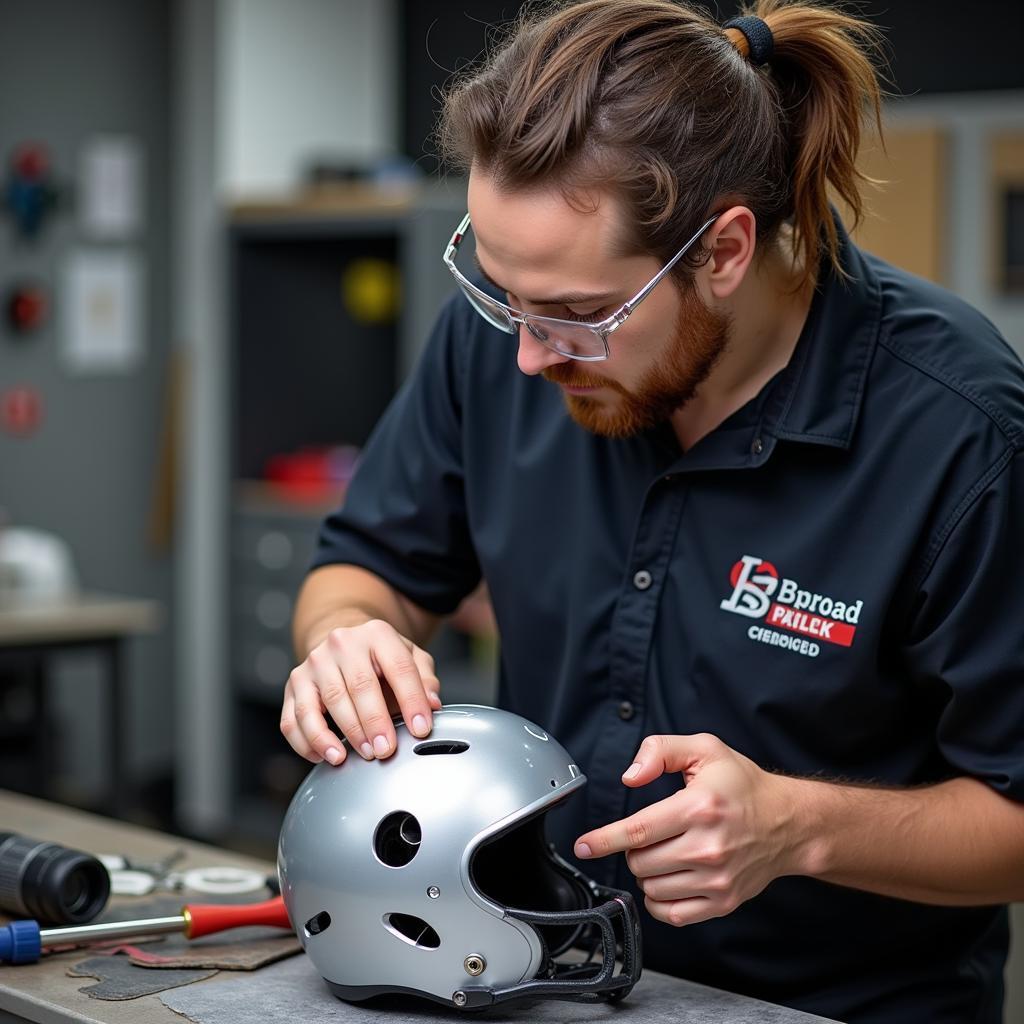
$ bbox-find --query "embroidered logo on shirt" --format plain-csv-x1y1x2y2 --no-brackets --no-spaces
720,554,863,657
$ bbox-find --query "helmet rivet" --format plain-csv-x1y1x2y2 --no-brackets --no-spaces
452,990,468,1007
464,954,486,976
427,885,440,899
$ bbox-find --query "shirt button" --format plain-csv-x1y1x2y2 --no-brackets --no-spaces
751,437,764,455
618,700,636,721
633,569,652,590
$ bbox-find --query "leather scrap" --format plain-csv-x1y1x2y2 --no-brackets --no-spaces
68,953,217,1000
120,928,301,970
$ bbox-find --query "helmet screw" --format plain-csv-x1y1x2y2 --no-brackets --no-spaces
452,991,467,1007
464,954,486,976
427,885,440,899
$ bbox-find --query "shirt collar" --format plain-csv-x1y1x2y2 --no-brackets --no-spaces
760,210,882,451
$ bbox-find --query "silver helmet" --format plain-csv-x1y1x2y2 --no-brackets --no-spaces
277,704,641,1009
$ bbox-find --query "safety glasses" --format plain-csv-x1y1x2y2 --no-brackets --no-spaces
442,212,718,361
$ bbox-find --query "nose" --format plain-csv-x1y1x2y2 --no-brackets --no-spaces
516,323,570,376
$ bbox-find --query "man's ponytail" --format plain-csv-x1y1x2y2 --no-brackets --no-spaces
752,1,887,280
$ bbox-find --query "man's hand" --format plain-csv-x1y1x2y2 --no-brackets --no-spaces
280,620,441,766
574,733,810,927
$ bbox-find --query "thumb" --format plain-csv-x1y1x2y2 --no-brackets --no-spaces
620,732,726,787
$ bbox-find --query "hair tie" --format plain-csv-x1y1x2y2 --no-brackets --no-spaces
723,15,774,66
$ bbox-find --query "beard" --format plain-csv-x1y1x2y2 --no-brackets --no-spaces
542,286,731,439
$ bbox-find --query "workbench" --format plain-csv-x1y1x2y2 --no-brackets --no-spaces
0,790,839,1024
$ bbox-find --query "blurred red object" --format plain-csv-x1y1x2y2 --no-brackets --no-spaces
1,387,43,437
7,284,47,333
13,143,49,180
263,445,360,503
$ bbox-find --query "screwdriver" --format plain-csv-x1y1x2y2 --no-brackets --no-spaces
1,895,292,965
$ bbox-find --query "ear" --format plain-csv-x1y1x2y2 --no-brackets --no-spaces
703,206,757,300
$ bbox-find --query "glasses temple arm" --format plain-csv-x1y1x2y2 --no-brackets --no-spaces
619,215,719,315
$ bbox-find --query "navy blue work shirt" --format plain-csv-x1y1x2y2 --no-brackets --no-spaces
311,216,1024,1024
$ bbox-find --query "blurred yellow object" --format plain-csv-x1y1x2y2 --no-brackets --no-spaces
341,258,400,324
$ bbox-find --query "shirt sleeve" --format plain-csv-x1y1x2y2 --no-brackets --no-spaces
309,294,482,616
902,446,1024,802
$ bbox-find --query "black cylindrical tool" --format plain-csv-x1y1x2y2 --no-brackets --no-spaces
0,833,110,925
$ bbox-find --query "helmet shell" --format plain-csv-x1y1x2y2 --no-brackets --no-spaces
277,704,585,1005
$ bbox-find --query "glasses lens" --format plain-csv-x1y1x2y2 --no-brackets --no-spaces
525,316,607,359
457,282,516,334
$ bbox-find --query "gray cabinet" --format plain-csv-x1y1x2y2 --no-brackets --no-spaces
231,485,322,704
225,189,492,845
229,485,334,834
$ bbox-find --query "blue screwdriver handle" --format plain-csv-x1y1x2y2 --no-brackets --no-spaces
0,920,42,965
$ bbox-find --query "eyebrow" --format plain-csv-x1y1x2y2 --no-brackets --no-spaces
472,253,614,307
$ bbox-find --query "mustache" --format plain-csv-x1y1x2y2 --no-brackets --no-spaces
542,365,606,389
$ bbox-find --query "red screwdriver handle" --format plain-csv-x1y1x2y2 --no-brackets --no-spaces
183,896,292,939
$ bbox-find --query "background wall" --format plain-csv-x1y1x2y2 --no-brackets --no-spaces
218,0,397,195
0,0,174,802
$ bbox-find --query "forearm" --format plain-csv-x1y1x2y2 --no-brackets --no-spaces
786,775,1024,904
293,564,439,655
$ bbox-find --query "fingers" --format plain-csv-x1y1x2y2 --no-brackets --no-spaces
311,641,376,761
637,866,742,927
332,638,404,759
280,621,441,766
572,733,763,928
575,792,689,860
620,733,726,788
280,693,324,763
625,820,726,875
280,662,338,764
411,646,443,710
574,733,730,859
643,893,723,928
361,627,437,749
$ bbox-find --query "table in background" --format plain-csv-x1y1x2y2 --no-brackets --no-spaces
0,594,161,816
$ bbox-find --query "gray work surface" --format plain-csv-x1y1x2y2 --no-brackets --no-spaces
0,791,839,1024
160,948,839,1024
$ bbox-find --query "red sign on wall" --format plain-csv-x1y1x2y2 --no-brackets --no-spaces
1,386,43,436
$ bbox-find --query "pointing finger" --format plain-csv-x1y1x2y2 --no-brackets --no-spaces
574,792,688,860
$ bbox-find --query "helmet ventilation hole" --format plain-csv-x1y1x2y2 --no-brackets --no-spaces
374,810,422,867
304,911,331,937
384,912,441,949
413,740,469,755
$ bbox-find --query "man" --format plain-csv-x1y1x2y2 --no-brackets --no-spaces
279,2,1024,1021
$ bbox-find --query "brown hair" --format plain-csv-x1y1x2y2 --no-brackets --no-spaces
438,0,887,289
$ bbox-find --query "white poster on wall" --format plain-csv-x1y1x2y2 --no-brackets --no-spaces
79,136,144,239
61,250,144,374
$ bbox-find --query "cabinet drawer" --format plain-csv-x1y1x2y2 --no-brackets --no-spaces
232,519,318,575
235,638,294,696
234,583,296,633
